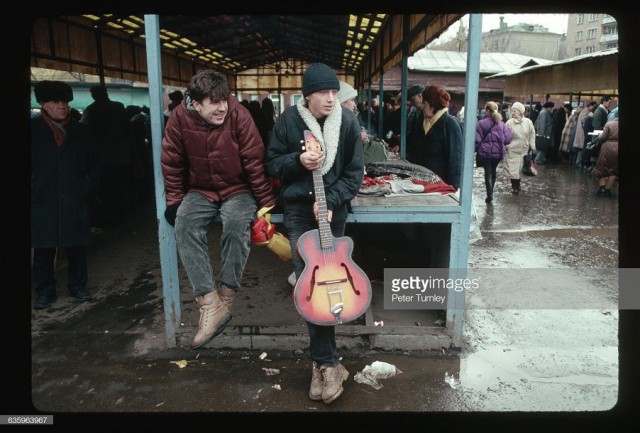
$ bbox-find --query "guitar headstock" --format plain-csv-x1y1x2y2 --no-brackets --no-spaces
303,130,322,154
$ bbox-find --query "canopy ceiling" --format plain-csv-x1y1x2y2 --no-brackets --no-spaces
30,13,463,90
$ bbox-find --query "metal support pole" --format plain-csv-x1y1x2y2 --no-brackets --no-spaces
144,14,181,348
446,13,482,346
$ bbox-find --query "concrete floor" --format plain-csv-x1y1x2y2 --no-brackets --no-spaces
15,161,639,428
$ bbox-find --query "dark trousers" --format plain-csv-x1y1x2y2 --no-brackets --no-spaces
284,201,348,367
32,246,87,295
482,159,500,197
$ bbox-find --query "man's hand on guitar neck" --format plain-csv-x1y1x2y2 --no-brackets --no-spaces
300,150,325,171
313,202,333,223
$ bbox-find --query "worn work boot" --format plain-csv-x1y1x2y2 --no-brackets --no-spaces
218,286,236,311
320,363,349,404
308,362,324,401
191,291,231,349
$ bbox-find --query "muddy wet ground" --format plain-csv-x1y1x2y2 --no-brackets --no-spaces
11,162,638,428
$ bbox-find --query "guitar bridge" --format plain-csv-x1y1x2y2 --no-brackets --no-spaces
328,289,344,324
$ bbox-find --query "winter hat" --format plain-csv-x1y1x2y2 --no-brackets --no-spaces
511,102,525,115
337,81,357,103
543,101,555,109
169,90,184,103
302,63,340,97
407,84,425,100
34,80,73,103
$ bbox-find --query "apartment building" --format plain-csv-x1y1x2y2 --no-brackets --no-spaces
564,13,618,59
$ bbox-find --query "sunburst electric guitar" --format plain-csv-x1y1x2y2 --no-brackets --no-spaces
293,130,372,325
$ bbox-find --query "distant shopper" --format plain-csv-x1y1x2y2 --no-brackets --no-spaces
80,84,131,226
534,101,554,165
407,85,463,190
475,101,512,203
505,102,536,194
592,111,619,197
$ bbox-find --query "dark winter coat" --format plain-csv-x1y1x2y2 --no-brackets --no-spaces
592,105,609,131
31,116,101,248
80,98,131,168
407,113,463,189
475,115,512,161
161,95,277,208
265,100,364,212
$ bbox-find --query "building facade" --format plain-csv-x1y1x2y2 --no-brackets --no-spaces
564,13,618,58
431,16,562,61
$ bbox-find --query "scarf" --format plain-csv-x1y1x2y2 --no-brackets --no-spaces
42,111,70,146
422,108,448,136
296,97,342,175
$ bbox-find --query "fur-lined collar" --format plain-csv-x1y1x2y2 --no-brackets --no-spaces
296,98,342,175
422,107,448,135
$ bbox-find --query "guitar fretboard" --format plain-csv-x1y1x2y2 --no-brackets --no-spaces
312,169,333,251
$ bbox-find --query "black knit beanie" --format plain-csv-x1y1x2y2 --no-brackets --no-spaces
302,63,340,97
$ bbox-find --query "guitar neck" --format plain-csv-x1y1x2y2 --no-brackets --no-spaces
312,169,333,250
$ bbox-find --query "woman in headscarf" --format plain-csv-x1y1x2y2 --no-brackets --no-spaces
505,102,536,194
406,85,463,190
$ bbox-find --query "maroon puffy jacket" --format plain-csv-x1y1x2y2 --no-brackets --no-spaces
161,95,277,208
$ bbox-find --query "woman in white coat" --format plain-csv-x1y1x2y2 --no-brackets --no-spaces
504,102,536,194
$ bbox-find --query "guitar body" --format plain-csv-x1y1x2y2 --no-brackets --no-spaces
294,229,372,325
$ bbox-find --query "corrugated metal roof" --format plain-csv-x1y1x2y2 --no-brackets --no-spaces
408,49,553,75
485,48,618,78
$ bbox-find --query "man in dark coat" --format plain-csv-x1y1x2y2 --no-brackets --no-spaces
266,63,364,405
31,81,101,309
80,85,131,226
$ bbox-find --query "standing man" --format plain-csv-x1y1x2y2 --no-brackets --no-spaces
405,84,426,148
534,101,554,165
161,69,277,349
266,63,364,405
31,81,101,309
80,85,131,226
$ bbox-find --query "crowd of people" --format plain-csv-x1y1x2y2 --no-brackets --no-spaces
31,64,618,407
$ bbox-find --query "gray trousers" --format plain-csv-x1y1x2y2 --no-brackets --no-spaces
174,192,257,297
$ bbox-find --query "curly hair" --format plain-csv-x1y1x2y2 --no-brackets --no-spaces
187,69,230,103
422,86,451,112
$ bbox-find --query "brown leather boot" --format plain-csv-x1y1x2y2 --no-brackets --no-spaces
308,362,323,401
191,291,231,349
218,286,236,311
320,363,349,404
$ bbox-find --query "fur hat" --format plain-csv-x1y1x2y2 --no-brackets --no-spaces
511,102,525,115
303,63,339,97
407,84,425,100
543,101,555,109
34,80,73,103
337,81,357,103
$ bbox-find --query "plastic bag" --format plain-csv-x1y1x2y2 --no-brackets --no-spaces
354,361,402,390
